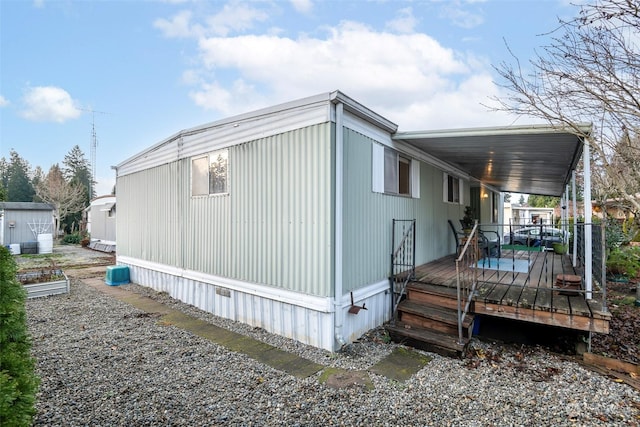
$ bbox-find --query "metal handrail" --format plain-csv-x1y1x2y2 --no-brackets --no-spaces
455,221,480,345
390,219,416,320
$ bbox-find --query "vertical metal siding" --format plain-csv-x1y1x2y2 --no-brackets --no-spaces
341,129,453,292
118,122,334,298
117,162,184,268
1,210,54,245
230,123,333,297
123,262,333,349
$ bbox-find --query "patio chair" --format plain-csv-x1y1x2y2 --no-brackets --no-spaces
448,220,501,261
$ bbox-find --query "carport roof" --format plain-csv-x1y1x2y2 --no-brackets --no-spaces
393,123,591,197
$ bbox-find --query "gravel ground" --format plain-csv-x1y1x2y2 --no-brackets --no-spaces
27,279,640,426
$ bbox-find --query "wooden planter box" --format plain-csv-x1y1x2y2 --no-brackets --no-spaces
18,270,70,299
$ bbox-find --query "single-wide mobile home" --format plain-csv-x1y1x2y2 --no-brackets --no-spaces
116,91,587,352
85,195,116,253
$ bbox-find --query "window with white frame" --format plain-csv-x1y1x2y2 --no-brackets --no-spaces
191,149,228,196
372,144,420,198
384,148,411,195
443,173,462,204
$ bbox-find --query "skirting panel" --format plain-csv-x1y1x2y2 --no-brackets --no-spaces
119,259,391,352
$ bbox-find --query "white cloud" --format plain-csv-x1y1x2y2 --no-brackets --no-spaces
0,95,9,107
20,86,81,123
290,0,313,14
440,2,484,29
155,2,269,39
161,4,519,129
385,7,418,34
154,10,203,38
205,2,269,36
187,20,514,127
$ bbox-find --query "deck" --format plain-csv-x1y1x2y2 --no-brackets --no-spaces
412,249,610,334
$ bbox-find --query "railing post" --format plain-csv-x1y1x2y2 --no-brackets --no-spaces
390,219,396,320
412,219,416,278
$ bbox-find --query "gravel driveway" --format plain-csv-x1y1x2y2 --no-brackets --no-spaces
27,276,640,426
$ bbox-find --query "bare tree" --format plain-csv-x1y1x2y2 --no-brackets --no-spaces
36,164,86,234
492,0,640,218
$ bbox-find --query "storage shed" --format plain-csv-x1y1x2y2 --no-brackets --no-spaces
0,202,55,252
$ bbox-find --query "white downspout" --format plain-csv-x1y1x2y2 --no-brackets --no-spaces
583,138,593,300
333,102,346,349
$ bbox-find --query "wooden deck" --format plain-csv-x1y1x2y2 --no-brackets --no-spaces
412,249,610,334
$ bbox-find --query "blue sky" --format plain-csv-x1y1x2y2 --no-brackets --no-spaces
0,0,580,196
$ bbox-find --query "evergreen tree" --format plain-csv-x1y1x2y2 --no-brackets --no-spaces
0,157,8,192
5,150,35,202
31,166,45,203
62,146,93,232
0,247,39,426
528,195,560,208
62,145,94,202
0,158,7,202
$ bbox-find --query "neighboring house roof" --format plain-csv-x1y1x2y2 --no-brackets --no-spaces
0,202,54,211
394,123,592,197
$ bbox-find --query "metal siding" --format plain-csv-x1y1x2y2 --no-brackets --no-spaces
341,129,456,292
90,206,116,242
341,287,390,343
116,162,183,267
230,123,333,297
122,262,331,350
1,209,54,245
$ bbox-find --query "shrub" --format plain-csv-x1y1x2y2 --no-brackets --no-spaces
62,232,82,244
606,245,640,279
0,246,39,426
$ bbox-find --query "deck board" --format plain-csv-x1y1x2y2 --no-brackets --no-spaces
412,249,610,333
569,295,592,317
533,287,553,313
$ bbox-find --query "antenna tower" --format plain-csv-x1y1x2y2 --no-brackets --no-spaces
90,114,97,196
79,108,109,199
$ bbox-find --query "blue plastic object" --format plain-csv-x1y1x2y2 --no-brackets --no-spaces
105,265,130,286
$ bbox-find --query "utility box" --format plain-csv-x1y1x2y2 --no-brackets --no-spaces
105,265,130,286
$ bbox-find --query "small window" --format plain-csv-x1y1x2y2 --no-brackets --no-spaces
444,173,461,204
383,147,411,196
192,149,228,196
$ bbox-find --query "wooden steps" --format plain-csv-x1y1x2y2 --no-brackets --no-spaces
387,281,474,357
387,321,467,358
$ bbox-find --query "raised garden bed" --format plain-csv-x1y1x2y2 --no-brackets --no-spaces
17,269,69,299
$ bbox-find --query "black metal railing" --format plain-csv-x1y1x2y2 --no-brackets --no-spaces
390,219,416,320
470,220,607,313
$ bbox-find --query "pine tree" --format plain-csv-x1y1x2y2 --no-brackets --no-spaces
6,150,35,202
31,166,45,203
61,146,93,232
